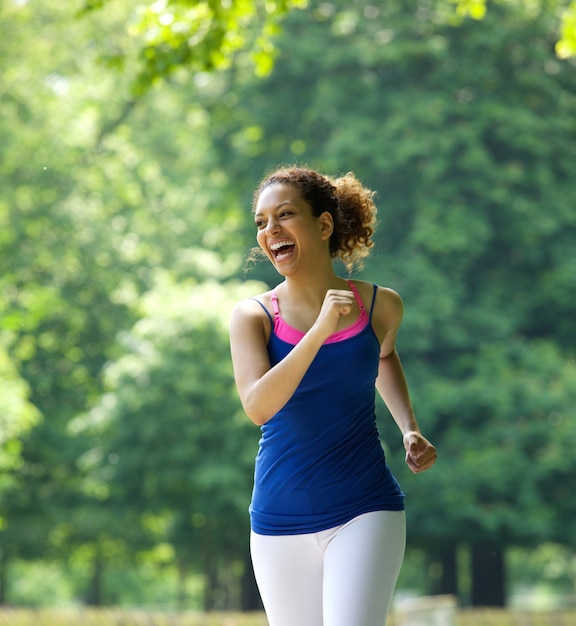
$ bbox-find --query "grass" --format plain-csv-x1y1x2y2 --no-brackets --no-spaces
0,608,575,626
456,609,576,626
0,610,268,626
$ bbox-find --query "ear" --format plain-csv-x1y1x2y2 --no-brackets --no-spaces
319,211,334,240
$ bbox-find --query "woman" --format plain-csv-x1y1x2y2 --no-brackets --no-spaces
229,167,437,626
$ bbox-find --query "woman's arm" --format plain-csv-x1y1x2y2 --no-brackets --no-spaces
372,287,437,473
229,289,356,425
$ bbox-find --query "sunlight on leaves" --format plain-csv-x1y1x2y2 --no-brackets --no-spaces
556,2,576,58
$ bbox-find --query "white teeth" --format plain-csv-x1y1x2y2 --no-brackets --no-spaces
270,240,294,251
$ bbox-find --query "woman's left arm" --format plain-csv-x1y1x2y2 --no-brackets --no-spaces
372,286,437,474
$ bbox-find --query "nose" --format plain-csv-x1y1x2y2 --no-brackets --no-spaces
265,217,281,235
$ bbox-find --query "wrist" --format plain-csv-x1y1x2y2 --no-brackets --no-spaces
306,322,331,346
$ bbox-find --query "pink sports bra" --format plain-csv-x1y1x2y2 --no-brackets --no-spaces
271,280,370,345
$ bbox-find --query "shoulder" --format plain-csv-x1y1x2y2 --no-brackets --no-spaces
230,290,274,341
349,280,404,347
375,285,404,320
231,290,273,321
348,280,403,318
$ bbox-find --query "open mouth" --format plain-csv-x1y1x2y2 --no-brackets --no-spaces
270,240,295,261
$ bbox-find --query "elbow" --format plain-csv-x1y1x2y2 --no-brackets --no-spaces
239,382,283,425
246,412,271,427
249,414,270,427
379,347,398,362
242,399,272,426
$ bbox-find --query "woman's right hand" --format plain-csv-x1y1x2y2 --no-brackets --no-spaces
312,289,356,341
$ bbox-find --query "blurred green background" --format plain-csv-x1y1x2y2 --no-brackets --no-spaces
1,0,576,615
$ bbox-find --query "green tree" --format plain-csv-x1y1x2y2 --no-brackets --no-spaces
182,0,576,606
0,0,132,598
74,277,264,608
4,0,575,608
1,0,250,605
84,0,576,94
0,348,40,603
82,0,309,93
450,0,576,58
0,349,40,474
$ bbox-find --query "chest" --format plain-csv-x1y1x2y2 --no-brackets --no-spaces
278,300,363,334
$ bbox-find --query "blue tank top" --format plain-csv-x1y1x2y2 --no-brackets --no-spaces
250,283,404,536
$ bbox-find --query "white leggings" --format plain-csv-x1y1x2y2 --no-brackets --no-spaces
250,510,406,626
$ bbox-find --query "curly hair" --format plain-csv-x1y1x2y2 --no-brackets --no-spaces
252,166,377,272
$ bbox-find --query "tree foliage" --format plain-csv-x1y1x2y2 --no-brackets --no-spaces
0,0,253,606
81,0,576,94
71,277,264,608
180,0,576,604
82,0,309,94
0,348,40,474
451,0,576,58
2,0,576,610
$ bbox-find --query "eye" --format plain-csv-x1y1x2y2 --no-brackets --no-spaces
279,210,293,218
255,219,266,230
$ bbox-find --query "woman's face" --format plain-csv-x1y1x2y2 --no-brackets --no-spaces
254,183,332,275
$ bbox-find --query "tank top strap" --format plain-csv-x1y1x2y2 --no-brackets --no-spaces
270,290,281,318
249,297,274,326
345,280,365,312
368,284,378,320
346,280,378,319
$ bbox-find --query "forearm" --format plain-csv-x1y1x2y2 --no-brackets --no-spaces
241,326,326,425
376,349,420,436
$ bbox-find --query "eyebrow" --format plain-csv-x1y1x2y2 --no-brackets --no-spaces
254,201,295,217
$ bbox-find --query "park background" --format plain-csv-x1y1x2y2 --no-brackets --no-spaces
2,0,576,623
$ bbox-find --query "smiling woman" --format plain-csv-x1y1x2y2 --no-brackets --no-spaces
229,166,437,626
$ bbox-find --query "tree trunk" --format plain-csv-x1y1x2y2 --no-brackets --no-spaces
470,542,506,607
177,561,187,611
85,545,103,606
0,549,6,605
433,543,459,597
203,565,218,611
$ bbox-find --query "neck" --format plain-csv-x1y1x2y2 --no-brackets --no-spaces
280,269,349,304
